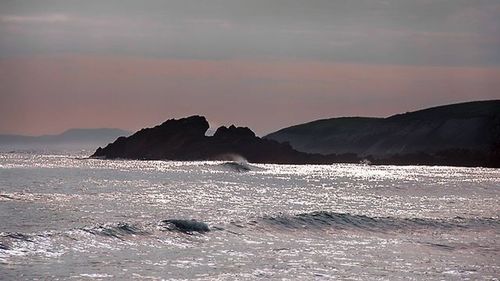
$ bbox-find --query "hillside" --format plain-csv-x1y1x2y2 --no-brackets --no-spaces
265,100,500,167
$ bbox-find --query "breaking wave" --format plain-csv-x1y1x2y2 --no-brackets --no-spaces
219,161,252,172
161,219,210,233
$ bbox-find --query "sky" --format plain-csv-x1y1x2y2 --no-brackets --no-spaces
1,0,499,136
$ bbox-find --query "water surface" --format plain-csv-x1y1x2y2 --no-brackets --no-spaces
0,151,499,280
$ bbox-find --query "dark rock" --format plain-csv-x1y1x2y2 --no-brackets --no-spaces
91,100,500,167
213,125,256,140
92,116,210,160
91,115,342,164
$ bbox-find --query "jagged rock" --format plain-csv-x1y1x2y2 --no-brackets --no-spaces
91,100,500,167
91,116,342,164
213,125,256,140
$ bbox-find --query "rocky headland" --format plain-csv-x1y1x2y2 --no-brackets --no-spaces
91,116,354,164
265,100,500,167
92,100,500,167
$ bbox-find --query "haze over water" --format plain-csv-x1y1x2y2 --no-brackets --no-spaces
1,150,498,280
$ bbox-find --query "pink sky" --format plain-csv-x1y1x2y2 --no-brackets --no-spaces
1,55,499,136
1,1,500,136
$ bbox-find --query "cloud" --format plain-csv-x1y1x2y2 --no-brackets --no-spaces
0,1,499,66
184,19,234,29
1,14,70,24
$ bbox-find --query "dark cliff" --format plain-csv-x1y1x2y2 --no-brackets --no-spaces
91,100,500,167
91,116,346,164
265,100,500,167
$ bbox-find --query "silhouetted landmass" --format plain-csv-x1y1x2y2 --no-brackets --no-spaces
91,100,499,167
91,116,356,164
265,100,500,167
0,128,130,146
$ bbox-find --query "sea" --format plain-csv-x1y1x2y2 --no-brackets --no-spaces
0,147,499,280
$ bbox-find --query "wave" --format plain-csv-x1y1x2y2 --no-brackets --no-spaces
0,219,211,250
0,232,37,251
0,232,48,256
234,211,500,233
161,219,210,233
1,213,497,257
3,232,34,242
80,223,148,239
0,224,145,254
219,161,252,172
217,160,266,173
0,194,16,200
2,212,497,245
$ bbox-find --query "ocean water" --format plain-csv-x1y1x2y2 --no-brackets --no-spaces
0,150,499,280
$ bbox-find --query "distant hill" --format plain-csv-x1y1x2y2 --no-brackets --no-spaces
0,128,130,147
265,100,500,167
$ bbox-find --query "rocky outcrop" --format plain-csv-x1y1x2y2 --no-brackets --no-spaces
93,116,209,160
91,116,349,164
91,100,500,167
265,100,500,167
